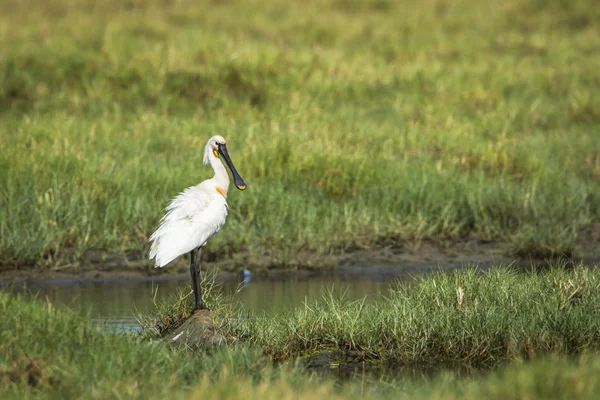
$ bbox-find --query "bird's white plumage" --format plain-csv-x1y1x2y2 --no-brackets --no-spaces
149,135,232,268
149,181,228,267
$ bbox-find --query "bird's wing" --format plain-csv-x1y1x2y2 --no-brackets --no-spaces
149,185,228,268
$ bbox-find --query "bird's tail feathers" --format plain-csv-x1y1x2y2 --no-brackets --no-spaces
149,222,206,268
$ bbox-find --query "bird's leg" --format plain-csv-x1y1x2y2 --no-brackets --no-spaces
190,247,207,310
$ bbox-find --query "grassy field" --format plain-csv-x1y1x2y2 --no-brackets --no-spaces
3,265,600,398
1,0,599,268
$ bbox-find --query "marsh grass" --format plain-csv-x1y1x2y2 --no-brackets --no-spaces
1,0,599,267
176,265,600,364
3,268,600,399
0,291,314,398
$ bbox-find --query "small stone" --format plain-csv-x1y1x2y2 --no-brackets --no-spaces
164,309,226,348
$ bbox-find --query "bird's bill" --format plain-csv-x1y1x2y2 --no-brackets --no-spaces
218,143,247,191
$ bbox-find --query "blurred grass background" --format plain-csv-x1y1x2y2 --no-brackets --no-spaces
0,0,599,267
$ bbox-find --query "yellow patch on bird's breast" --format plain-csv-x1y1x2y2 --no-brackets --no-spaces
216,187,228,197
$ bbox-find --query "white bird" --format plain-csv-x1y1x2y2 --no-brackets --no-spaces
149,135,246,310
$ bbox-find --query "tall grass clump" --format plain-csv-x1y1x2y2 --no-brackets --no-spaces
137,271,236,337
219,265,600,363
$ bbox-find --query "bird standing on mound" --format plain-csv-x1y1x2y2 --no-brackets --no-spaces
149,135,246,310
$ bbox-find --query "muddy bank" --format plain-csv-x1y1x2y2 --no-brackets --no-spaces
1,234,598,283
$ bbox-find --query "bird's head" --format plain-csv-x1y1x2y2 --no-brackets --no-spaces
204,135,247,191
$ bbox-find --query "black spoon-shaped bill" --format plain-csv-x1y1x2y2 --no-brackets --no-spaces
217,143,247,190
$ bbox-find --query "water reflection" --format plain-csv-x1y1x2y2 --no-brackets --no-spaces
5,272,409,332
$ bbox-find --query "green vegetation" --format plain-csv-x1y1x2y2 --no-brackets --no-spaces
1,0,599,268
0,291,312,398
147,265,600,364
4,266,600,399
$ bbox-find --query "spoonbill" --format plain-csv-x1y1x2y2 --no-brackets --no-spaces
149,135,246,310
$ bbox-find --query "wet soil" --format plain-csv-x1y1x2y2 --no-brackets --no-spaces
1,232,598,283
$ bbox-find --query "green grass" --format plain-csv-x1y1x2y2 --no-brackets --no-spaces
0,290,312,398
1,0,599,267
3,268,600,399
145,265,600,364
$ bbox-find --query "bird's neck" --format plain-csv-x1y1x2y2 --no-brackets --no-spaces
210,156,230,189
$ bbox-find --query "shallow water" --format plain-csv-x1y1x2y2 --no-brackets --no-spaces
4,265,438,332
